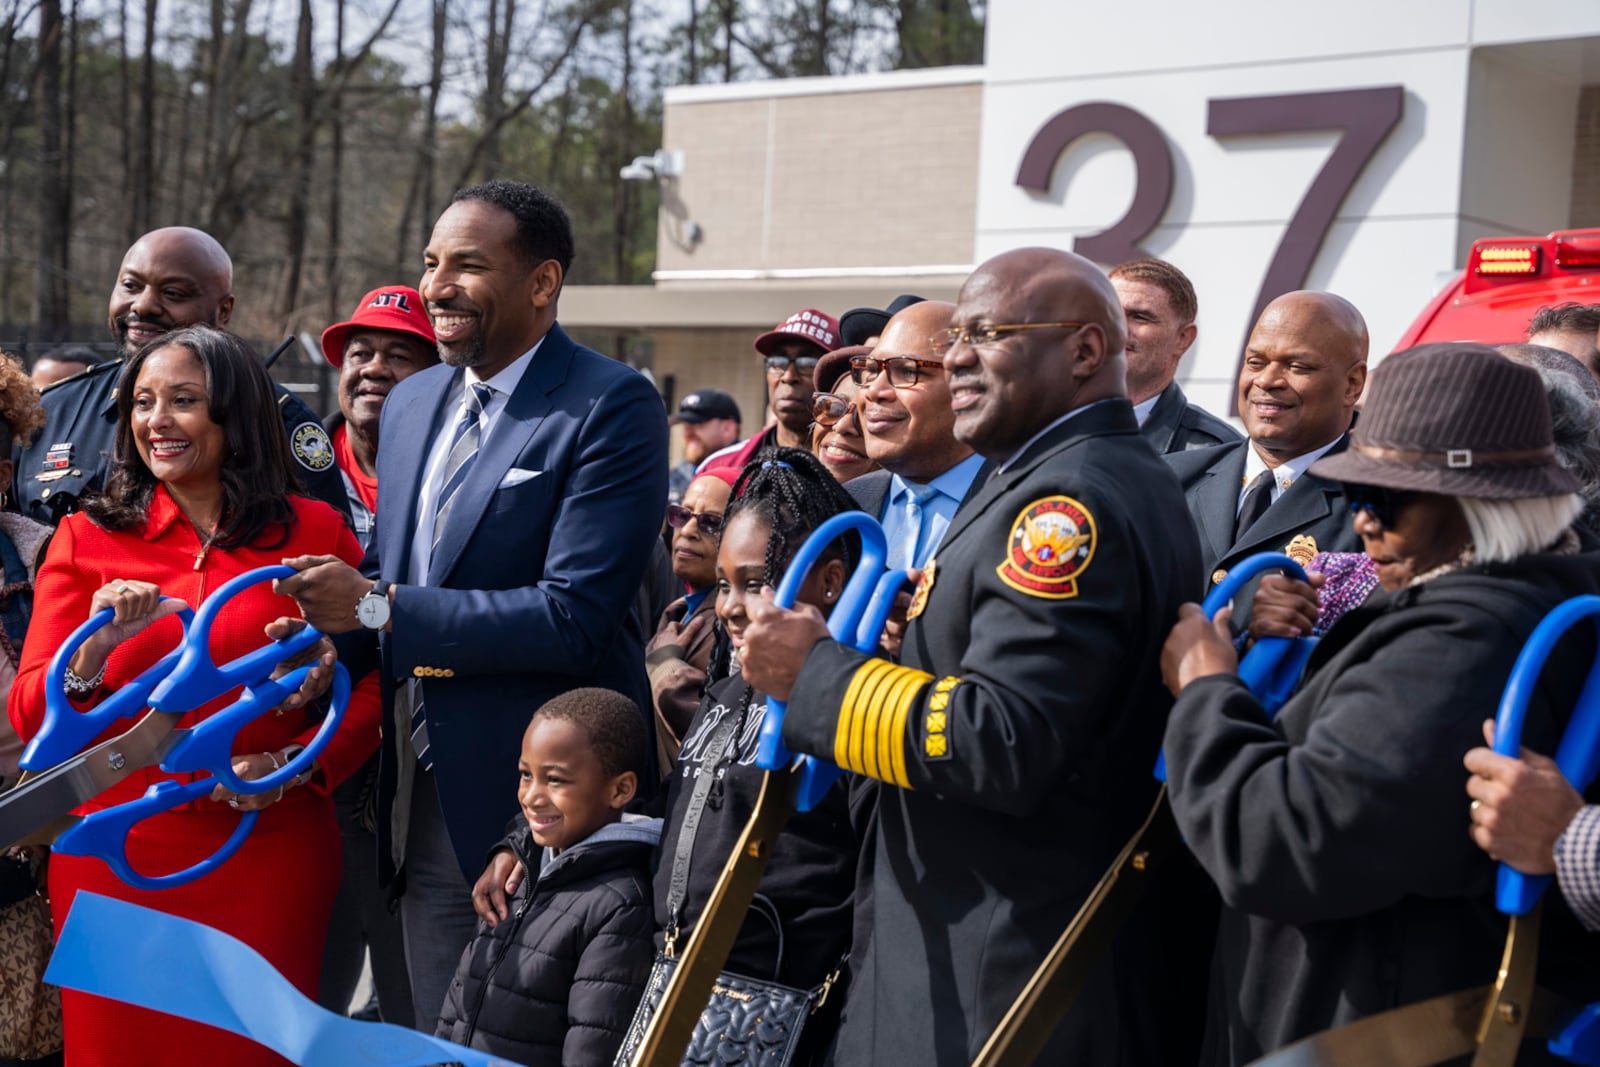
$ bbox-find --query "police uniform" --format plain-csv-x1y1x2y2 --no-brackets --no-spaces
14,359,348,525
782,399,1202,1065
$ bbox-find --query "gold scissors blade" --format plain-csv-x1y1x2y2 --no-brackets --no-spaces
628,763,800,1067
973,787,1179,1066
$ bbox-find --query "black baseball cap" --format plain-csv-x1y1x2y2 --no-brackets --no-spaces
672,389,742,425
839,294,927,347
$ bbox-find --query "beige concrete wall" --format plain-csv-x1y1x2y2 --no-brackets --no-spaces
658,77,983,274
653,328,774,464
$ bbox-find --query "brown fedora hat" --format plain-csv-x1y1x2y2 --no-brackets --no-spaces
1312,342,1583,499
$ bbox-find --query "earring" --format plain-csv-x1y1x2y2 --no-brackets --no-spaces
825,590,836,600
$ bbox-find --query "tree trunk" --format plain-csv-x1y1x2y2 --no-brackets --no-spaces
398,0,447,266
326,0,345,323
279,0,316,320
133,0,157,234
34,0,69,340
612,0,635,283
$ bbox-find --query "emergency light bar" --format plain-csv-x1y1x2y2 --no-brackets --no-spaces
1463,228,1600,296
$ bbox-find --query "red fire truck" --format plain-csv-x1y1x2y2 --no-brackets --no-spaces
1394,228,1600,349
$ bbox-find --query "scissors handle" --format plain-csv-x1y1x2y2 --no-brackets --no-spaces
149,566,324,712
1156,552,1315,783
161,663,352,795
757,512,888,774
51,778,258,891
1491,594,1600,915
25,601,196,772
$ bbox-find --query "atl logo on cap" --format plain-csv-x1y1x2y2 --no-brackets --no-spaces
370,292,413,312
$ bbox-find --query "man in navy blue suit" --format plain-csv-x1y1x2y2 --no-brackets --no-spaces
279,180,668,1030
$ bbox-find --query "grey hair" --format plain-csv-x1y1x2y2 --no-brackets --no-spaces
1502,352,1600,530
1457,494,1584,563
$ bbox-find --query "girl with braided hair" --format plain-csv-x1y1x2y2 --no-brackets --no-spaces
649,447,867,1061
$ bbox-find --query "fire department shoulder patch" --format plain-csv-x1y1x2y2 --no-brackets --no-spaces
996,495,1097,600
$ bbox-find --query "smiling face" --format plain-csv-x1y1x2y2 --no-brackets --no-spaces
715,510,842,652
946,251,1119,458
1113,276,1195,405
671,474,733,590
858,301,970,481
517,715,633,853
1238,292,1367,463
811,376,876,483
1353,491,1471,591
131,344,226,492
421,199,549,377
108,230,234,358
339,328,438,437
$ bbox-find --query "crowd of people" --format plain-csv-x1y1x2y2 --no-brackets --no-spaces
0,175,1598,1067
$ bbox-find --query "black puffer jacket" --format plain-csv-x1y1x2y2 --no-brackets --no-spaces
436,815,660,1066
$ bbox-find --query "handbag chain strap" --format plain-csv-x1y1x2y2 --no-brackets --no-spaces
664,685,751,956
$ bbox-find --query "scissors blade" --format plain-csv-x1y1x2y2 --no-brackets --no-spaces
627,763,800,1067
0,710,183,848
1471,905,1542,1066
972,788,1180,1066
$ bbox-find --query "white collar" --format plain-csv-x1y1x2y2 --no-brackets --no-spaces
1242,435,1343,495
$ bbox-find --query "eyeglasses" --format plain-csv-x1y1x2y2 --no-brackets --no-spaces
764,354,820,377
665,504,725,538
1343,484,1417,529
848,354,946,389
931,321,1087,355
811,392,860,427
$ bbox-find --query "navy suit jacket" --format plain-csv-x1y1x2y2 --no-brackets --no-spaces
370,323,668,882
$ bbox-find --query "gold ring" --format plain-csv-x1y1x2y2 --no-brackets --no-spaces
116,585,130,595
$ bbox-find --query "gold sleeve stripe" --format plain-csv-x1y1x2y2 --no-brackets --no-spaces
852,662,896,780
834,659,932,789
837,659,895,773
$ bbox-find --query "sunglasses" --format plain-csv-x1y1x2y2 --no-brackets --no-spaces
764,354,821,377
1343,484,1417,529
849,354,946,389
811,391,859,428
665,504,725,538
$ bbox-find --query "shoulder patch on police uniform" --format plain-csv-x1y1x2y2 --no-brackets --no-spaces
996,495,1096,600
291,422,334,472
906,558,936,621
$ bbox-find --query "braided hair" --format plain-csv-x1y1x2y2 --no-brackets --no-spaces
725,446,862,589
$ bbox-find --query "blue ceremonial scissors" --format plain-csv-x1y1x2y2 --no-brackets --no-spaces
755,510,915,811
1243,595,1600,1067
0,565,350,890
1154,552,1315,783
1482,595,1600,1065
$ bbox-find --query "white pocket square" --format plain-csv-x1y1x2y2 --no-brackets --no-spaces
498,468,545,488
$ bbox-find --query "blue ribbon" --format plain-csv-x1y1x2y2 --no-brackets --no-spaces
46,892,526,1067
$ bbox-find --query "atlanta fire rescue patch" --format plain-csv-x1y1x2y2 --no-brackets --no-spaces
291,422,334,472
996,495,1096,599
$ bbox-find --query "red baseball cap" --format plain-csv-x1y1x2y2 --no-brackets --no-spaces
320,286,437,368
754,308,840,356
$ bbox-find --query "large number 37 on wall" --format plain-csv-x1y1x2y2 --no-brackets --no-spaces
1015,86,1403,406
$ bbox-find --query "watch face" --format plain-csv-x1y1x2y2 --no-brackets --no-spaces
357,594,389,629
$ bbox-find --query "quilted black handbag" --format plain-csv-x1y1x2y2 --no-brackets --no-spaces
612,700,842,1067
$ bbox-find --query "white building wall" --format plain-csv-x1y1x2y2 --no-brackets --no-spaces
975,0,1600,414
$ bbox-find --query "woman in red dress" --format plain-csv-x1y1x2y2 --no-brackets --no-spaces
9,326,380,1067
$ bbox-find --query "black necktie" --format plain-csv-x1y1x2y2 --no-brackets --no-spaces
1235,470,1275,541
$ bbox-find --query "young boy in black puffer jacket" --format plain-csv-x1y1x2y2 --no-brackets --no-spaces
436,688,659,1066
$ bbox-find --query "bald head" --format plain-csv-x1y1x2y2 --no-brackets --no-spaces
945,247,1126,458
108,227,235,358
859,300,971,480
1239,290,1368,463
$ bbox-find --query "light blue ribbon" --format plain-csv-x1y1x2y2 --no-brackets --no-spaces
45,892,525,1067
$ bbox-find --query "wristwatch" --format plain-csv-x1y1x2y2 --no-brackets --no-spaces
357,580,391,631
